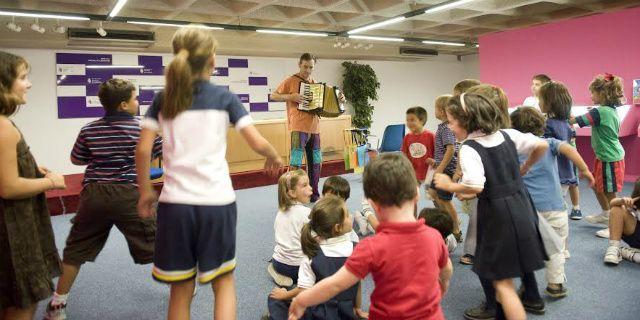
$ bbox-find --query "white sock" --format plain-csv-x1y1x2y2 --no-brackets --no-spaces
51,292,69,306
572,205,580,210
609,240,620,248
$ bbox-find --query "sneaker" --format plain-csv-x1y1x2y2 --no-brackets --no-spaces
621,247,640,262
545,283,568,298
604,245,622,266
564,249,571,259
522,299,546,315
585,213,609,225
43,302,67,320
445,234,458,253
569,209,583,220
596,228,610,239
267,263,293,287
353,210,370,236
463,302,495,320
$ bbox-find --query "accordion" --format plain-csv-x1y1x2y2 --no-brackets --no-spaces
297,82,346,118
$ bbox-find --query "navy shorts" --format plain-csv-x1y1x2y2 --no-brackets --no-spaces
622,223,640,248
152,202,237,284
430,172,454,201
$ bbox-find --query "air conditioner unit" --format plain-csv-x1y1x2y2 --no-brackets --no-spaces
399,47,438,57
67,28,155,49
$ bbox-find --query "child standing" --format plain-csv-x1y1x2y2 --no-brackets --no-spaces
402,107,435,186
511,107,595,298
428,95,461,242
44,79,162,320
268,170,313,287
289,153,453,320
434,93,548,320
0,51,66,320
539,81,583,221
522,74,551,111
136,27,283,319
458,84,511,266
571,74,626,234
268,195,358,319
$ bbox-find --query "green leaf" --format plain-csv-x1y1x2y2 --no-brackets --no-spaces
341,61,379,128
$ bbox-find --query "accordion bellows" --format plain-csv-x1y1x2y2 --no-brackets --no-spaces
297,83,346,118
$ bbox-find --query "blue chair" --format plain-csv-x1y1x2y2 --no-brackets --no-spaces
372,124,405,153
150,167,164,180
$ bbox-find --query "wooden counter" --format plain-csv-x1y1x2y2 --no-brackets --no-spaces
226,115,352,173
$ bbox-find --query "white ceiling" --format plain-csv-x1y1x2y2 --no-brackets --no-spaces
1,0,639,60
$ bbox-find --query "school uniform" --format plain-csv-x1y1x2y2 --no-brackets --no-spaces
268,234,357,320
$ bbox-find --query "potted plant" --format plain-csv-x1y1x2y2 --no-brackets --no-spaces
341,61,380,128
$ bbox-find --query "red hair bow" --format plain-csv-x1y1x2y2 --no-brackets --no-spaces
603,73,614,82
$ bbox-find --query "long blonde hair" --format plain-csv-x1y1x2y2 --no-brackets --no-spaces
163,27,218,119
277,170,307,211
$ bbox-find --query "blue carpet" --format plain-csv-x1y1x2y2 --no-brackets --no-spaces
36,174,640,319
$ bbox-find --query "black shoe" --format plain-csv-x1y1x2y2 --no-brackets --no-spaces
464,302,495,320
545,284,568,298
522,299,546,315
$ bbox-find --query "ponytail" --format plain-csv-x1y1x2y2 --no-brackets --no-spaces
300,223,320,258
161,27,217,119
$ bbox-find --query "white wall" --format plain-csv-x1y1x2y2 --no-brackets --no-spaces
5,48,478,174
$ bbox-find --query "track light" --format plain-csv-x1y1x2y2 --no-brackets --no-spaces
6,17,21,32
96,22,107,37
30,18,45,33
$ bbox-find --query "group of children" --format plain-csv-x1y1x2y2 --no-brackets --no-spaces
1,24,638,320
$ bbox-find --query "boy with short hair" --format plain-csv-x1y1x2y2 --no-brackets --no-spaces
289,153,453,320
44,79,163,320
402,107,435,187
522,74,552,110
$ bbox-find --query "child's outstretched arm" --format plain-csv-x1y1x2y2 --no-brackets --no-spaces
519,139,549,176
288,266,360,320
270,287,303,301
135,128,158,218
433,173,483,195
557,143,595,187
239,125,284,176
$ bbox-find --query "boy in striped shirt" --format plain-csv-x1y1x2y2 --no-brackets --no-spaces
44,79,162,320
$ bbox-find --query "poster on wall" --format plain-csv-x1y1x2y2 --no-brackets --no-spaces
55,53,285,119
633,79,640,105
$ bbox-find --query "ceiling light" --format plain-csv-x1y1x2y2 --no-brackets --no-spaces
53,25,66,33
256,29,328,37
86,65,144,69
348,35,404,42
31,19,45,33
109,0,128,18
127,20,224,30
0,10,89,21
421,40,465,46
347,16,406,34
6,19,21,32
96,21,107,37
424,0,476,14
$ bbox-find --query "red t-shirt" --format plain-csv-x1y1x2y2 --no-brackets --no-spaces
345,219,449,320
401,130,435,181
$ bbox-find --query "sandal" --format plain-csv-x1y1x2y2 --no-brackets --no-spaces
460,254,474,265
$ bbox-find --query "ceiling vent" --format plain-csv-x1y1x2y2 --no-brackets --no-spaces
67,28,155,49
399,46,438,56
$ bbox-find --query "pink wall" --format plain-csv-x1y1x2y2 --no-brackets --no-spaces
479,7,640,183
479,6,640,106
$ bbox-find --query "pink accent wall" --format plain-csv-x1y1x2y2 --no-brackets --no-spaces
479,6,640,106
479,7,640,183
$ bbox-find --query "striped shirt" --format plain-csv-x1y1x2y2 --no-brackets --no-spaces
434,122,458,175
72,111,162,186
